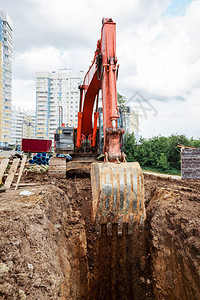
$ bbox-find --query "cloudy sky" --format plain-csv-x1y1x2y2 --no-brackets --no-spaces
1,0,200,138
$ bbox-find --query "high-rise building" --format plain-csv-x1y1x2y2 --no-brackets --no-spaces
23,114,36,140
35,70,83,141
0,10,13,146
10,107,36,146
125,108,139,135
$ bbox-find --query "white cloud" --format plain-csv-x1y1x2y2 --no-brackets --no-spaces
12,80,36,111
133,86,200,138
15,47,61,75
2,0,200,138
14,45,93,78
119,0,200,100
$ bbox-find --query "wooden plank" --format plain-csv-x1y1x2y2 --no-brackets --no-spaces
4,158,20,189
13,182,39,187
0,159,9,182
15,155,27,190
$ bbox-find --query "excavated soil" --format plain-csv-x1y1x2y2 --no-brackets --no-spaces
0,171,199,299
145,174,200,300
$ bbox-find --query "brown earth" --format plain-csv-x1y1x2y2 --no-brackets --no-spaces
145,174,200,300
0,170,199,299
0,184,89,300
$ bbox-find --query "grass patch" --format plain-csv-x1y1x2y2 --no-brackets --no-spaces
142,167,181,176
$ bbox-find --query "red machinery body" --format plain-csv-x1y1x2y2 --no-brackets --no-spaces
76,18,124,162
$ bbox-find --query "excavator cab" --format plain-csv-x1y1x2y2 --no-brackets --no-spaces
54,126,74,154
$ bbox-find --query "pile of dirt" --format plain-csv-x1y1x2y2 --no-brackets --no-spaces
0,171,200,299
0,185,89,299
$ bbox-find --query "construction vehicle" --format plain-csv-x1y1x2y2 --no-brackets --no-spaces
50,18,145,234
54,125,74,154
53,105,74,155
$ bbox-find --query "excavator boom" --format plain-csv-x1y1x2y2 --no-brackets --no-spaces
76,18,124,161
72,18,145,234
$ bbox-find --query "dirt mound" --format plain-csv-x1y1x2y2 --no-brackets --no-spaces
0,185,89,299
0,171,200,299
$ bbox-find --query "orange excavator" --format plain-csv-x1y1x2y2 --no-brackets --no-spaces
66,18,146,235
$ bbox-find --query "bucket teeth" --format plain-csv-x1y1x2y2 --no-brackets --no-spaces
128,214,134,235
117,215,123,235
140,214,145,228
91,162,146,236
107,222,112,236
96,215,101,235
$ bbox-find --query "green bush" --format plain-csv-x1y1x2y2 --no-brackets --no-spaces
124,133,199,174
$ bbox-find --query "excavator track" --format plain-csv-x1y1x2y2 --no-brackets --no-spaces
91,162,146,235
48,157,66,176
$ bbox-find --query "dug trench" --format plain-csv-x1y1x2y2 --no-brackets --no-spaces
57,174,153,300
0,172,200,299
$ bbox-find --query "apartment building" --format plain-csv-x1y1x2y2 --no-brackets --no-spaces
35,70,83,141
23,114,36,140
0,10,13,146
10,106,35,145
125,108,139,134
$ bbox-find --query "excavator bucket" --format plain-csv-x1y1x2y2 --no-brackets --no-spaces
91,162,146,235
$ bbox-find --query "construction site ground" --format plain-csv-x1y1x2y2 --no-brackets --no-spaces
0,169,200,299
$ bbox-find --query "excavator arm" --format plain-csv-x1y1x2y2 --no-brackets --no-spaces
76,18,124,162
74,18,146,235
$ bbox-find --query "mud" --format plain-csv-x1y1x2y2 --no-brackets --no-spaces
0,171,200,299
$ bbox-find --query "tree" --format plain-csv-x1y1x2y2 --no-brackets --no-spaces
157,153,170,170
167,134,190,169
125,132,200,173
124,133,136,161
117,93,127,109
190,137,200,148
